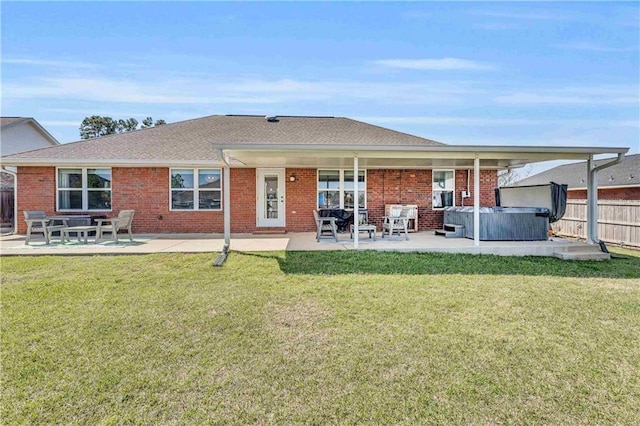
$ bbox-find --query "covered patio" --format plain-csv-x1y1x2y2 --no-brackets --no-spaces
0,230,598,258
219,144,628,251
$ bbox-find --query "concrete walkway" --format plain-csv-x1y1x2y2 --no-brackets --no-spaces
1,231,583,257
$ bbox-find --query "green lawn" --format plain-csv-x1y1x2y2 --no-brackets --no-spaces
2,251,640,424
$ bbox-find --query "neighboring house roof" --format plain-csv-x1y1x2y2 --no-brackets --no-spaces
1,117,29,128
1,115,444,163
0,117,60,150
515,154,640,189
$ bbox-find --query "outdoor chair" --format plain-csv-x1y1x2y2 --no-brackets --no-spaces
313,210,338,242
24,210,68,245
96,210,135,243
382,208,410,240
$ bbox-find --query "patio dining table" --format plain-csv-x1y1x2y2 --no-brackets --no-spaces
47,215,93,227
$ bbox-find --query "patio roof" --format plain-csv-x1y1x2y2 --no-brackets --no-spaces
225,144,629,169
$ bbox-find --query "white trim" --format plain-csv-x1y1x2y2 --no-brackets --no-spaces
317,168,367,210
221,144,629,155
568,184,640,191
169,168,223,212
55,167,113,212
431,169,456,210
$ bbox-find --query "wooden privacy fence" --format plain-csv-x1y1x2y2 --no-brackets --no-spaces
552,199,640,248
1,189,14,225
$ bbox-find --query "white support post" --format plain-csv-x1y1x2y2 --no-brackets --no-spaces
586,156,597,244
474,155,480,247
353,154,359,249
223,162,231,248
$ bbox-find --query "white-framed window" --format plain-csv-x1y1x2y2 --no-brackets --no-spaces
432,169,455,209
170,168,222,211
57,168,112,211
317,169,366,210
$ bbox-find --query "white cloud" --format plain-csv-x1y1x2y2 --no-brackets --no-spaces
469,10,567,21
494,93,638,105
473,22,523,30
357,116,640,128
374,58,496,71
1,58,99,69
39,120,81,127
2,75,483,106
553,42,637,52
401,10,430,19
494,87,639,105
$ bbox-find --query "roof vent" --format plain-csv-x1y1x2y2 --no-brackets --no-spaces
265,115,279,122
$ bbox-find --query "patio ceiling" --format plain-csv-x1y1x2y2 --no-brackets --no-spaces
225,145,629,170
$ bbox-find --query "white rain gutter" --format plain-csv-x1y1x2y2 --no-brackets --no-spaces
586,152,626,244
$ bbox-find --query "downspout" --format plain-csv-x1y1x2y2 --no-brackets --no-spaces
214,150,231,266
462,169,470,207
586,152,625,244
1,166,17,235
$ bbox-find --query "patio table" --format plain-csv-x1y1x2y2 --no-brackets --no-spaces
350,224,377,241
47,215,92,227
61,226,98,244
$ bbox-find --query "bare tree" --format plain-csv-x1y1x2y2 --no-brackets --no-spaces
498,165,532,187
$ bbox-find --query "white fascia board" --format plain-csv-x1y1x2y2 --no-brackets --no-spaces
569,184,640,191
222,144,628,157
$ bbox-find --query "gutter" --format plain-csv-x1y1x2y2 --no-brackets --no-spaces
592,152,625,174
221,144,629,155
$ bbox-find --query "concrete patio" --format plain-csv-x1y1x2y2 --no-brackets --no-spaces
0,231,590,257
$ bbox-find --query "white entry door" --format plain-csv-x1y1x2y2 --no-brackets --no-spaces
256,168,285,227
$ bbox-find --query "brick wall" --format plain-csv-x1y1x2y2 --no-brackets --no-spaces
285,168,317,231
16,166,56,233
16,166,498,234
229,168,256,233
569,186,640,200
366,169,497,231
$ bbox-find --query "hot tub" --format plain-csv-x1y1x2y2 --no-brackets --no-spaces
444,207,550,241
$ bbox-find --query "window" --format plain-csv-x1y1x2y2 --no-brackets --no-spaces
57,168,112,211
432,170,455,209
171,168,222,210
317,169,365,210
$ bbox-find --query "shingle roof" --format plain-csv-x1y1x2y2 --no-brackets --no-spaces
1,117,29,128
2,115,445,162
515,154,640,189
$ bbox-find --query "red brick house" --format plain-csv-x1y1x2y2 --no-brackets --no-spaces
0,115,628,247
